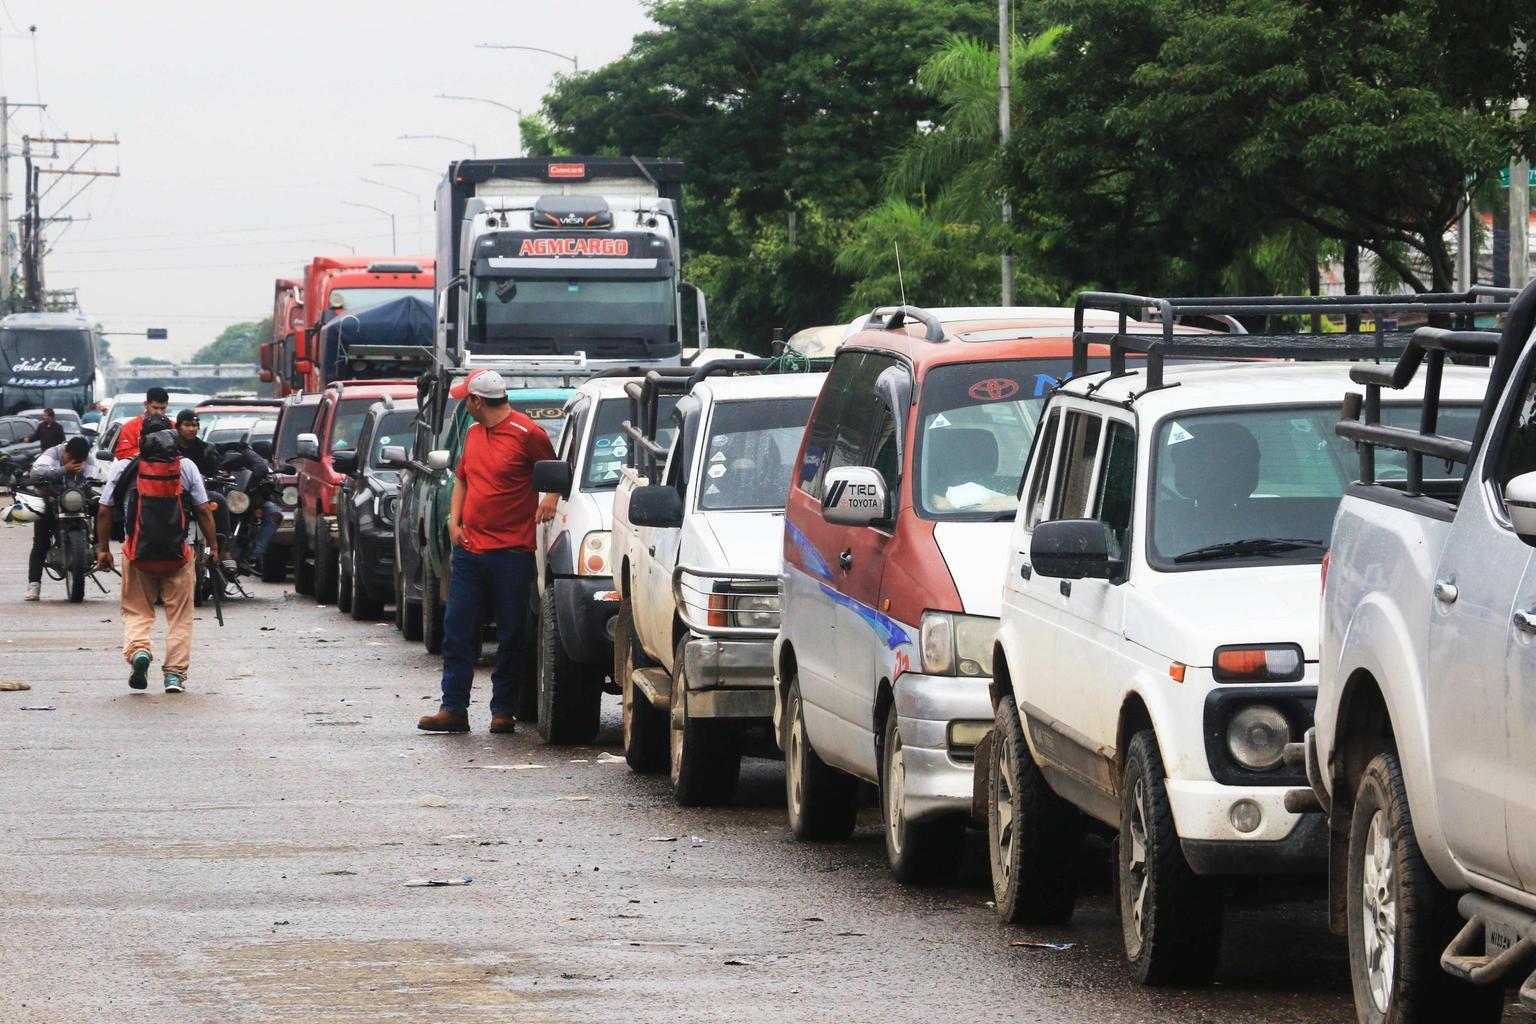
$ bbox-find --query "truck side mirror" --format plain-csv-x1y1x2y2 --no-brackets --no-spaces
331,450,358,475
380,445,408,469
426,449,452,473
1030,519,1121,581
629,484,683,529
1507,472,1536,538
820,466,891,527
294,433,320,461
533,459,573,499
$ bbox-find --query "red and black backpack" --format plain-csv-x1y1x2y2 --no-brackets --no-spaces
123,451,189,576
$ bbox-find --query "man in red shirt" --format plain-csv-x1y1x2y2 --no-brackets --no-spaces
418,369,558,734
113,386,170,460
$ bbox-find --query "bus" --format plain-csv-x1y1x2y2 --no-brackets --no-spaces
0,311,98,416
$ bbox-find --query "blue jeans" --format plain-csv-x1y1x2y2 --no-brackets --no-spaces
439,546,534,716
251,501,282,559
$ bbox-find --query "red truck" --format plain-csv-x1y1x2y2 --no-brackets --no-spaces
260,257,434,398
291,378,418,603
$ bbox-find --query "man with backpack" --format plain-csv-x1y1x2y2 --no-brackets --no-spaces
95,415,220,694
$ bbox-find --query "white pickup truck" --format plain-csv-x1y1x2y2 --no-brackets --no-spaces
611,363,826,806
1306,282,1533,1024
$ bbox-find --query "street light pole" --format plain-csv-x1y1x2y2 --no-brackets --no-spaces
361,177,423,252
437,94,524,155
341,200,396,255
399,133,478,158
476,43,578,71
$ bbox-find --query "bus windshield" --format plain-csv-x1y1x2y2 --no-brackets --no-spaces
0,327,94,415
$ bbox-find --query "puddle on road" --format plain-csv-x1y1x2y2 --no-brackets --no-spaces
158,938,552,1022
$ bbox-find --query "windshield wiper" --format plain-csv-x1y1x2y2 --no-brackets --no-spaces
1172,537,1325,564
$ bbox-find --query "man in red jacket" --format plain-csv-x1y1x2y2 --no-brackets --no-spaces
112,386,170,460
418,369,558,734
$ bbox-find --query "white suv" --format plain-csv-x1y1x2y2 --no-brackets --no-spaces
989,315,1489,986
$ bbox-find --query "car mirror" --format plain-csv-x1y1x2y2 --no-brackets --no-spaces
380,445,408,469
250,440,274,459
426,449,452,473
331,450,358,475
628,484,684,529
533,459,573,499
1030,519,1121,581
1508,471,1536,538
820,466,891,527
294,433,320,461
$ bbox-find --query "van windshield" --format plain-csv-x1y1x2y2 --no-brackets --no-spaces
916,358,1098,520
698,398,816,511
1149,402,1480,568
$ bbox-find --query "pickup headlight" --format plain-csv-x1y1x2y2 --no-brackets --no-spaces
919,612,997,677
707,588,779,629
376,493,396,527
281,485,299,508
579,531,612,576
1226,704,1291,771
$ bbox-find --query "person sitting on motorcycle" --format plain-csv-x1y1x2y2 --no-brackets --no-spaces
174,410,235,576
23,436,98,601
212,437,280,575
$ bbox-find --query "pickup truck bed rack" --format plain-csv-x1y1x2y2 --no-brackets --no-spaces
1070,288,1516,391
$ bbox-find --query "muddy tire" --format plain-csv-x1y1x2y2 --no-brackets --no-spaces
348,544,382,621
783,676,858,841
881,710,964,884
314,526,339,605
293,520,315,596
615,597,666,772
989,695,1081,924
336,542,353,614
669,637,741,806
537,584,602,744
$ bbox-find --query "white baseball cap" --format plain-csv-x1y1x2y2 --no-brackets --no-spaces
449,368,508,400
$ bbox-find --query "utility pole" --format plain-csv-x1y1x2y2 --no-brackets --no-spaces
998,0,1014,306
0,98,45,313
1513,98,1531,289
17,133,119,311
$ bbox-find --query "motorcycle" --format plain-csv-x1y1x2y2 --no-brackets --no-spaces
21,469,103,603
196,458,276,605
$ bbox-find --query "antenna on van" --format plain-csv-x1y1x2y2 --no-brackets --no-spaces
894,241,908,308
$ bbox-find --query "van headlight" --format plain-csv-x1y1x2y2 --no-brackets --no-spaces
919,612,997,677
579,531,611,576
225,490,251,515
1226,704,1291,771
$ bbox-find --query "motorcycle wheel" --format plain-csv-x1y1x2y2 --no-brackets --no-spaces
63,529,87,603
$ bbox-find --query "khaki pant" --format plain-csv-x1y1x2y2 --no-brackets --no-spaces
120,558,195,678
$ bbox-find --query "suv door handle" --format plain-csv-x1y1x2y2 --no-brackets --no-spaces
1433,579,1458,604
1515,610,1536,635
648,545,657,557
838,549,853,572
1019,562,1033,580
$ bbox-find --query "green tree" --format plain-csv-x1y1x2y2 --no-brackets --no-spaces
128,356,164,366
193,317,271,364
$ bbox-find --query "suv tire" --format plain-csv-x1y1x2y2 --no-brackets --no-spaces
293,519,315,596
537,583,602,744
989,695,1081,923
1118,730,1224,986
421,558,444,655
881,709,964,883
615,596,666,772
670,637,741,806
336,541,354,614
314,527,339,605
783,676,858,841
349,542,382,620
1347,751,1503,1024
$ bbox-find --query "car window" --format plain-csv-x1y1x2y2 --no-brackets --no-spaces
796,351,860,499
1023,408,1060,530
1050,411,1103,519
696,398,816,511
1497,362,1536,491
586,395,679,490
369,410,417,473
328,397,376,451
823,354,899,482
1094,420,1136,558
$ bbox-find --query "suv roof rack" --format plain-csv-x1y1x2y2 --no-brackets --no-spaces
1336,280,1536,497
1071,287,1517,392
862,305,946,342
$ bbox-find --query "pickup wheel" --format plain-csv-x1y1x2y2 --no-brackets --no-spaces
1347,752,1503,1024
989,695,1081,923
783,676,858,841
314,526,339,605
293,519,315,596
421,558,444,656
616,597,666,772
348,542,382,620
880,709,964,883
537,583,602,744
336,540,354,614
670,637,741,806
1118,730,1224,986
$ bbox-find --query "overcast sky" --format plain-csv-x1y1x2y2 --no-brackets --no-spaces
6,0,655,362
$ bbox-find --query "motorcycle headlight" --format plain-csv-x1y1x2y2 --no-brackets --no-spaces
281,485,299,508
919,611,997,678
1226,704,1291,771
59,488,86,513
225,490,251,515
578,530,612,576
706,588,779,629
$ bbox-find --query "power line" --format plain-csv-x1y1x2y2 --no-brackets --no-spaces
59,215,389,244
59,259,332,274
54,230,398,256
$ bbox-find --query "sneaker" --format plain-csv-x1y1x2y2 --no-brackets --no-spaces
128,650,151,690
23,582,40,602
163,673,186,694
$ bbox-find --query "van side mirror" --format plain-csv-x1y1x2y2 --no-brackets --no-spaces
629,484,684,529
820,466,891,527
533,459,573,499
1030,519,1121,581
331,450,358,475
1507,472,1536,538
380,445,408,469
294,433,320,461
426,449,452,473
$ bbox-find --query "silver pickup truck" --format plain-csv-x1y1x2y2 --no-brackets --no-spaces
1305,281,1535,1023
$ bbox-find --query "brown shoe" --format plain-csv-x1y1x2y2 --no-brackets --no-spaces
489,714,516,735
418,708,470,733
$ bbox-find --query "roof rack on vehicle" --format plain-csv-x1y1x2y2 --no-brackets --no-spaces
1071,287,1517,392
863,305,946,342
1335,280,1536,497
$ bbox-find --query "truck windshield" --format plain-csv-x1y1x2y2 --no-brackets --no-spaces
697,398,816,511
584,395,681,489
368,409,418,475
916,357,1106,520
1150,402,1480,569
475,278,674,330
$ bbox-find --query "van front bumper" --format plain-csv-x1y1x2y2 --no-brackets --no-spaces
682,637,774,719
894,672,993,824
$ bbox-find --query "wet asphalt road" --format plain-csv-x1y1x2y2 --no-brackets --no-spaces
3,527,1529,1024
